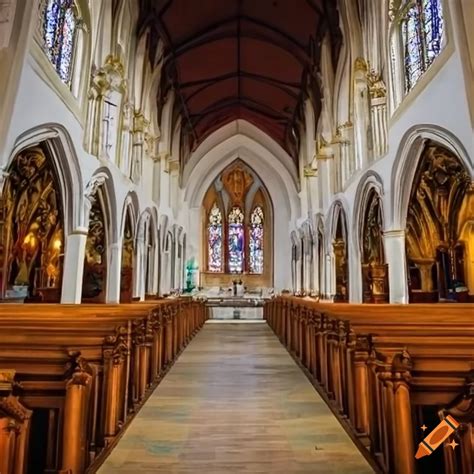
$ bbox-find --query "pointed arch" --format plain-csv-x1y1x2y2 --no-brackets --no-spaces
391,124,473,230
82,169,114,303
326,201,350,302
6,123,84,233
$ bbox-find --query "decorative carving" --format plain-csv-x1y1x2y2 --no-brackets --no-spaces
333,238,348,302
1,145,64,299
303,164,317,178
406,144,471,300
367,69,387,99
222,165,253,207
120,212,134,302
0,0,16,50
84,174,107,207
0,394,32,422
132,318,153,346
391,349,413,384
0,369,15,390
90,55,127,96
103,326,129,365
82,194,106,300
354,57,368,73
65,351,93,387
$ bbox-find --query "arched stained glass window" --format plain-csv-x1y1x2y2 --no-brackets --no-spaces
207,203,223,272
402,0,444,93
228,207,244,273
42,0,78,84
249,206,264,274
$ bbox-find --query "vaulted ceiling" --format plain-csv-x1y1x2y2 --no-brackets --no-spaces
139,0,341,163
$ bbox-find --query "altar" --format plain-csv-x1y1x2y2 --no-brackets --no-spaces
197,287,273,320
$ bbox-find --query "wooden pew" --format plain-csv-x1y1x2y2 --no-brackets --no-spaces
0,298,208,474
264,297,474,474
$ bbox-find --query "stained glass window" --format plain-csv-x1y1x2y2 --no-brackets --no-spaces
207,203,223,272
228,207,244,273
402,0,444,93
42,0,78,84
249,206,264,274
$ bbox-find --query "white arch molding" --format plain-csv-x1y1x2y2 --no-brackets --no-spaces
313,213,326,297
2,124,86,304
387,124,473,304
184,125,301,291
325,199,358,302
4,123,84,234
351,171,385,303
136,208,159,299
391,124,473,230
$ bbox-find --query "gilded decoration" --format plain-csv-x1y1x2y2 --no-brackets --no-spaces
120,213,134,302
406,144,471,301
1,146,64,300
354,57,368,73
90,55,127,97
82,194,106,300
333,215,348,302
367,70,387,99
222,165,253,207
333,238,348,302
361,192,388,303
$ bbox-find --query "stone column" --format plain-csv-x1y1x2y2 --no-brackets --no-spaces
159,152,170,210
383,230,409,304
152,156,161,205
370,96,388,158
295,256,302,294
326,251,335,300
106,242,122,303
61,229,88,304
135,237,146,300
318,158,332,211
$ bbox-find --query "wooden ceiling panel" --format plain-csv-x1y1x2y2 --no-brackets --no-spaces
141,0,341,161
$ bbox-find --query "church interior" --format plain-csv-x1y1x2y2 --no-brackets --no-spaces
0,0,473,473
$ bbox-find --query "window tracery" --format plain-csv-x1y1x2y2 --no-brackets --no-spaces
249,206,264,274
402,0,444,92
207,203,223,273
202,164,271,284
42,0,78,85
228,207,244,273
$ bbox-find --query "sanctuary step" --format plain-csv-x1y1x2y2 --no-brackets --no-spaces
205,295,268,320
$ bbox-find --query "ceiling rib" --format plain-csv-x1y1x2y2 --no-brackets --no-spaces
141,0,341,160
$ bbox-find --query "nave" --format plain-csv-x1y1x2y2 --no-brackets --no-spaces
98,322,374,474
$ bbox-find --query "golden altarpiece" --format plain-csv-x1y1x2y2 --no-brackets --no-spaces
361,189,389,303
0,145,64,303
406,143,473,303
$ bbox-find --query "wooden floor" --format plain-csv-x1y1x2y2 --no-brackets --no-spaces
98,322,374,474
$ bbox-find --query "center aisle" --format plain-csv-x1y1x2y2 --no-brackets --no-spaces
99,322,374,474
